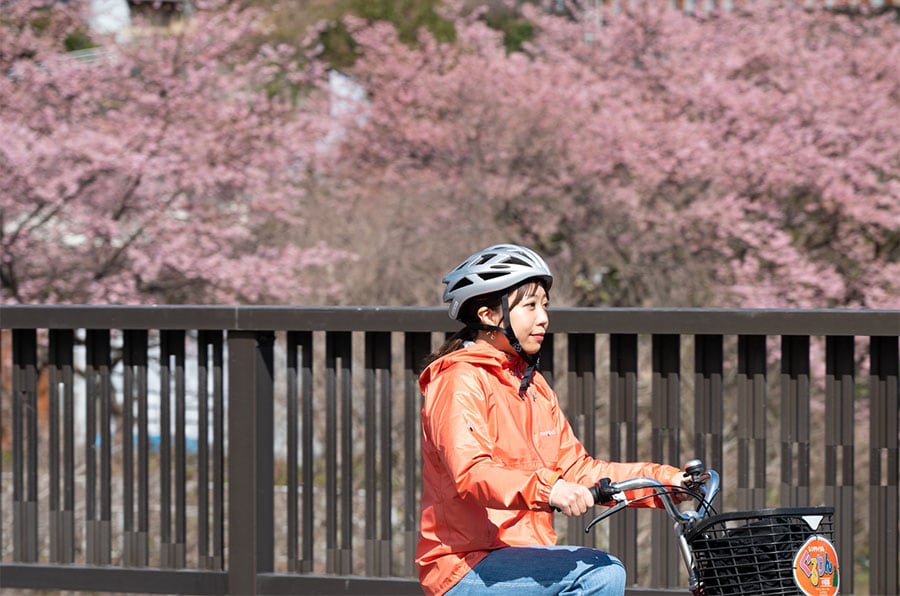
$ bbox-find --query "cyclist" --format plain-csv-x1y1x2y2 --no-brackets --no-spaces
416,244,688,596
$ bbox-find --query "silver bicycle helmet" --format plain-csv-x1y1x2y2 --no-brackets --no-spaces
443,244,553,321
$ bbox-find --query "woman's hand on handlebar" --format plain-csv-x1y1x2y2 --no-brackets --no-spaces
668,470,693,503
549,480,595,517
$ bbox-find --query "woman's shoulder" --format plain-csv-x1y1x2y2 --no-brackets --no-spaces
421,344,500,383
436,343,504,367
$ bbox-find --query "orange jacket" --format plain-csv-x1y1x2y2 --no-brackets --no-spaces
416,342,682,596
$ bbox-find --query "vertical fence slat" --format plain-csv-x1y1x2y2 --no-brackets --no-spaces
159,330,172,566
123,329,149,567
825,334,854,591
286,332,300,573
364,332,392,576
197,331,211,570
174,332,187,568
325,332,353,575
364,334,377,576
693,334,724,507
198,330,224,570
869,335,899,596
340,334,353,576
160,330,187,568
377,334,393,576
48,329,75,564
404,332,431,575
780,335,810,506
609,333,638,581
212,330,225,572
49,330,61,563
137,331,150,567
12,329,38,563
737,335,767,510
566,333,595,546
325,333,337,574
122,330,135,566
62,329,76,564
101,331,112,565
650,334,680,588
85,329,112,565
296,331,314,573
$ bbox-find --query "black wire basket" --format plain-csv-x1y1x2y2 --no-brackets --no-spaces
685,506,836,596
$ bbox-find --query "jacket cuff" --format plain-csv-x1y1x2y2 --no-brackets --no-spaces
537,470,563,509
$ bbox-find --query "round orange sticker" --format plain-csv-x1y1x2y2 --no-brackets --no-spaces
793,535,840,596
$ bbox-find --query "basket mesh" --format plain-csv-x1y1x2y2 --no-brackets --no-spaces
685,507,835,596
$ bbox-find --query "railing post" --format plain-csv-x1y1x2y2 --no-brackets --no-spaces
227,330,275,595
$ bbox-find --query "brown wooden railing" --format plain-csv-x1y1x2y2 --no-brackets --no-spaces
0,306,897,595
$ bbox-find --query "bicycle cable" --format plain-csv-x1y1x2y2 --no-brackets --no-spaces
585,484,719,534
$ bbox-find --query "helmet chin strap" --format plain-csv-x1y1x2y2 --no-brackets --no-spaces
471,293,540,396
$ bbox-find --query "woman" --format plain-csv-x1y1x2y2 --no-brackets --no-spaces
416,244,687,595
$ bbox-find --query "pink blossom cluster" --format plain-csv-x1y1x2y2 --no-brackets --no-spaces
1,0,339,304
331,1,899,308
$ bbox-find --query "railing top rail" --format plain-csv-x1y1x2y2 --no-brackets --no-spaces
1,305,898,336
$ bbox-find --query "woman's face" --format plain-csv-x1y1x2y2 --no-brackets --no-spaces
506,283,550,355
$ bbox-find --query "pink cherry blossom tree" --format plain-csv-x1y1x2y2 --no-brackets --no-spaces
1,0,343,304
4,0,897,308
325,1,899,308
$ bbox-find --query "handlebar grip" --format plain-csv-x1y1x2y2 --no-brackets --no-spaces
591,478,617,504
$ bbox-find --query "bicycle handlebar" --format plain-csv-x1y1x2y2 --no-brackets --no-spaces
585,459,721,533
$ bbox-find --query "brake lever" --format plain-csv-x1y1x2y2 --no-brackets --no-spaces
584,498,629,533
585,477,628,534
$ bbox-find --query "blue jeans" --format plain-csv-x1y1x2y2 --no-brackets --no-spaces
444,545,626,595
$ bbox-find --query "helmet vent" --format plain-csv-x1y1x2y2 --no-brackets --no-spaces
450,278,474,291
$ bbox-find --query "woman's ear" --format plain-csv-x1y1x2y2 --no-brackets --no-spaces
476,306,498,327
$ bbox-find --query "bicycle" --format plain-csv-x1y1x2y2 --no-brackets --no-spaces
586,460,840,596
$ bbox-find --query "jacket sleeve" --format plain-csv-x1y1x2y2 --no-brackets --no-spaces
550,394,682,508
422,363,560,511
